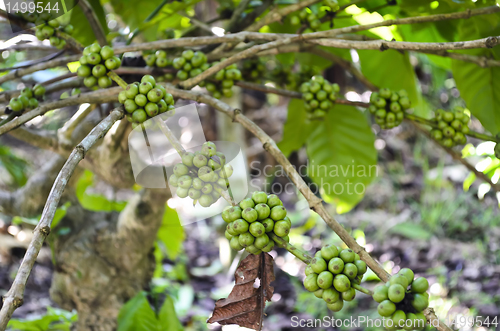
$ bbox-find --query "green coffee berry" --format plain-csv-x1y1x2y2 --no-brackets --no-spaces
333,274,351,292
373,285,389,303
388,284,405,303
411,277,429,293
377,300,396,317
239,198,255,210
303,274,320,292
249,222,265,237
317,271,334,289
328,257,344,274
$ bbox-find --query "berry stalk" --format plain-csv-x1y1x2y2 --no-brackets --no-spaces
269,233,313,264
108,71,128,89
352,283,373,296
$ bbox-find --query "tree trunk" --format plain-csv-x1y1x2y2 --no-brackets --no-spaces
49,189,169,330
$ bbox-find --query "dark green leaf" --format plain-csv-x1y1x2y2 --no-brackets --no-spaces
0,145,28,187
65,0,108,46
277,99,315,156
158,296,183,331
306,105,377,213
117,292,158,331
451,15,500,135
75,170,127,212
389,222,432,240
157,206,184,260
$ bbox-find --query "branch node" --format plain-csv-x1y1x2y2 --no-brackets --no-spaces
39,225,51,236
76,144,86,159
232,108,242,122
380,42,390,51
308,198,324,210
12,297,24,308
485,36,499,48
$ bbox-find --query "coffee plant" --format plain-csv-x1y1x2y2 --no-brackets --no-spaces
0,1,499,331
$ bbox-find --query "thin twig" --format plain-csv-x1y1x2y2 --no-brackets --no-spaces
307,6,500,39
422,50,500,67
0,44,57,52
308,36,500,51
0,108,124,331
0,55,80,85
235,81,302,98
0,87,121,136
0,50,65,73
78,0,108,46
57,104,97,146
227,0,252,32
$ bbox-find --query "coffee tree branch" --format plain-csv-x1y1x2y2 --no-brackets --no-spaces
0,107,124,331
0,87,121,136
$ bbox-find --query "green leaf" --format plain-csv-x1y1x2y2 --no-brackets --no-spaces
451,15,500,135
117,292,159,331
7,307,76,330
357,49,423,115
117,292,181,331
11,202,70,229
389,222,432,240
64,0,108,46
306,105,377,213
108,0,201,41
463,172,476,192
0,145,28,187
278,99,315,156
158,296,183,331
75,170,127,212
52,202,71,228
157,206,184,260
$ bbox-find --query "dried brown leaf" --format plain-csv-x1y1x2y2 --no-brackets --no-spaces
208,253,275,330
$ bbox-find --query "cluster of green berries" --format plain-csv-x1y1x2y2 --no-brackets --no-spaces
241,59,267,83
8,85,45,113
300,75,340,119
143,50,175,82
270,64,294,89
118,75,175,126
289,65,319,91
303,246,367,312
77,43,121,89
430,106,469,148
373,268,429,330
369,88,410,129
169,142,233,207
200,60,241,99
60,88,81,99
20,12,74,49
290,0,339,32
223,191,291,255
173,50,209,81
291,9,323,31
